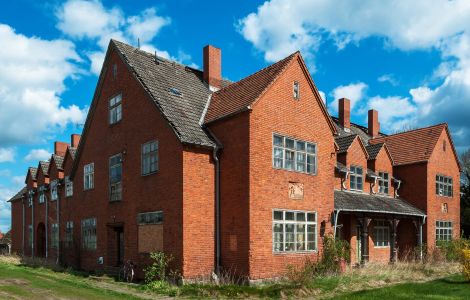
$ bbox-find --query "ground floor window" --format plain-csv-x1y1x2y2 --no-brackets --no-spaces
81,218,97,250
436,221,452,243
51,223,59,248
273,210,317,253
373,220,390,247
28,225,33,248
65,221,73,248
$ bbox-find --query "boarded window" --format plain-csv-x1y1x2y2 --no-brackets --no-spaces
138,224,163,253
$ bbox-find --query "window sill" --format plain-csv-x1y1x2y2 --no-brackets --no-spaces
273,250,317,255
373,246,390,249
142,171,158,177
272,166,316,176
109,199,122,203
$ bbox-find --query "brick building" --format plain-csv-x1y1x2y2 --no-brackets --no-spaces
8,40,461,280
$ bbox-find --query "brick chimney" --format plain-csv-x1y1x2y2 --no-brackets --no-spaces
368,109,380,137
203,45,221,89
338,98,351,129
54,141,69,156
71,134,81,148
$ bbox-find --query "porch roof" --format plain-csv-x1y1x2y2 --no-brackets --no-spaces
334,190,426,217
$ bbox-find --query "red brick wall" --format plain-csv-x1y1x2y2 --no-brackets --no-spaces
10,200,23,254
344,139,369,192
248,57,336,279
368,146,395,197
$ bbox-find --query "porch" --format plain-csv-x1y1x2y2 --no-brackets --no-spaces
333,190,426,264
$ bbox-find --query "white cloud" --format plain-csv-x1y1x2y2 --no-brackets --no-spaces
377,74,398,86
318,90,326,103
0,24,87,146
56,0,174,75
329,82,368,113
0,181,24,232
24,149,51,162
0,170,11,177
0,148,15,163
368,96,417,131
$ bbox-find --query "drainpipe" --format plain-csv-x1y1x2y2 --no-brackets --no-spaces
22,198,25,255
45,188,48,259
333,210,341,239
31,191,34,258
56,182,60,265
420,215,427,262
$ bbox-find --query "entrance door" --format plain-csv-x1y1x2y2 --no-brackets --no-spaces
36,223,46,257
117,229,124,266
356,226,362,264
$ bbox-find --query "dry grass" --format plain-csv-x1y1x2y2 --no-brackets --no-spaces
0,254,21,265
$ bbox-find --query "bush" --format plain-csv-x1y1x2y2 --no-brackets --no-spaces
435,238,470,262
144,252,173,284
463,249,470,281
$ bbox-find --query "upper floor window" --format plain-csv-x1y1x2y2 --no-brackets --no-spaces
109,94,122,124
81,218,97,250
378,172,389,194
65,176,73,197
112,64,117,80
293,81,300,99
109,154,122,201
27,190,33,207
273,210,317,253
443,140,446,152
373,220,390,247
84,163,94,190
142,140,158,175
273,134,317,175
436,175,453,197
38,186,46,203
51,223,59,248
350,166,363,191
50,180,58,201
436,221,452,244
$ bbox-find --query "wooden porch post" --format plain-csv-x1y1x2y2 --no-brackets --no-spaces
389,219,400,263
359,217,371,265
412,219,423,261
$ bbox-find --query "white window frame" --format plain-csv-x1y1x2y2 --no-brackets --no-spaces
378,172,389,195
293,81,300,99
109,154,122,201
436,175,453,197
350,166,364,191
83,163,94,190
137,211,164,225
109,93,122,124
65,176,73,197
28,190,34,207
38,186,46,204
272,134,317,175
373,220,390,247
65,221,73,248
50,180,58,201
436,220,453,243
51,223,59,248
141,140,159,175
272,210,317,253
81,218,97,250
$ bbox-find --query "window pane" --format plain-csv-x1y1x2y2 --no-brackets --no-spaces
307,213,316,222
306,143,316,154
285,224,295,251
296,153,306,172
273,211,283,220
296,141,305,151
285,212,295,221
285,150,294,170
285,138,295,149
296,224,305,251
273,135,283,146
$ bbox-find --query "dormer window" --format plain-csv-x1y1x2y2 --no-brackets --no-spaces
293,81,300,100
50,180,58,201
350,166,363,191
378,172,389,194
39,186,46,203
109,94,122,124
112,64,117,80
27,190,34,207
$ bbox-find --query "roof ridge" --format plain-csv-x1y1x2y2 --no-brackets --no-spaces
375,123,446,139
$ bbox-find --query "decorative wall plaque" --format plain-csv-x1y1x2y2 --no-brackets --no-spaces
288,182,304,200
442,203,448,213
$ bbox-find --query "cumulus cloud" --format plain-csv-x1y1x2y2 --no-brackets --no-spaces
368,96,417,131
24,149,51,162
0,148,15,163
329,82,368,113
0,24,86,146
377,74,398,86
56,0,176,74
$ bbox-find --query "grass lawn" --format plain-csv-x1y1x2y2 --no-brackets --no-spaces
0,257,468,299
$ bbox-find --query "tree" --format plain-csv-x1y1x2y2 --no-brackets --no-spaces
461,149,470,237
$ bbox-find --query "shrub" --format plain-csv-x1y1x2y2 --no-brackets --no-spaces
463,249,470,281
436,238,470,262
144,252,173,284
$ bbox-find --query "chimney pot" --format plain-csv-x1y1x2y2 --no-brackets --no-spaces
203,45,222,89
71,134,81,148
338,98,351,129
54,141,69,157
368,109,380,137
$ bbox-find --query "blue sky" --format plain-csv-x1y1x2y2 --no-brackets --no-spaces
1,0,470,232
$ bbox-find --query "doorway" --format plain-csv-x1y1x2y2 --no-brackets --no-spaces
116,227,124,266
36,223,46,257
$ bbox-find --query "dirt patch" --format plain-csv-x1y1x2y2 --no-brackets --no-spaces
0,278,29,286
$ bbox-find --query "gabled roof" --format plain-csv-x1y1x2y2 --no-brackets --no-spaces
26,167,38,183
7,187,27,203
335,134,369,158
38,161,50,177
68,147,76,160
50,154,64,171
370,123,450,166
334,190,425,217
204,52,298,124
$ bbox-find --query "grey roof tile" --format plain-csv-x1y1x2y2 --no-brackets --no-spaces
28,167,37,181
334,190,425,217
52,154,64,170
39,161,50,176
112,40,215,148
335,134,357,153
366,143,384,160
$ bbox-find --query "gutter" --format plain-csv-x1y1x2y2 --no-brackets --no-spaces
22,198,25,255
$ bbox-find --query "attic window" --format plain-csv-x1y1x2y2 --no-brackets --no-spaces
443,140,446,152
293,81,300,99
113,64,117,80
169,87,182,96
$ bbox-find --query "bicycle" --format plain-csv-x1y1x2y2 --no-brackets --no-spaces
119,260,135,283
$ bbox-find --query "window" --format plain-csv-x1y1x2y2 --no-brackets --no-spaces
112,63,117,80
65,221,73,248
350,166,363,191
436,221,453,243
109,154,122,201
65,176,73,197
293,81,300,99
443,140,446,152
51,223,59,248
142,141,158,175
109,94,122,124
137,211,163,225
273,134,317,174
28,190,33,207
81,218,97,250
273,210,317,253
38,186,46,203
28,225,33,248
84,163,94,190
373,220,390,247
50,180,58,201
378,172,389,194
436,175,453,197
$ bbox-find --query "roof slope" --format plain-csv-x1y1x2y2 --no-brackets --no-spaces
112,40,215,147
334,190,425,217
27,167,37,181
51,154,64,170
366,143,384,160
7,187,27,202
370,124,446,166
39,161,50,176
335,135,358,153
204,52,298,124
